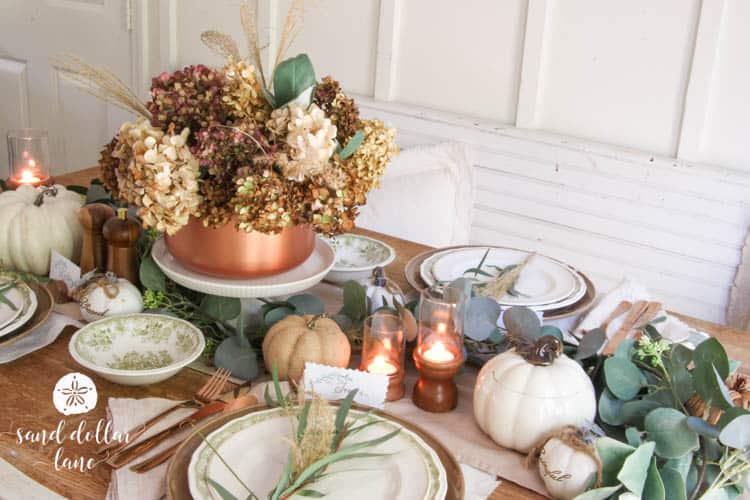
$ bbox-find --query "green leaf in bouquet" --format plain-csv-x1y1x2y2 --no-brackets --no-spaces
686,416,721,439
540,325,563,341
200,295,241,321
66,184,89,196
614,338,637,359
718,407,750,428
264,306,295,328
719,414,750,449
342,280,367,321
465,296,502,341
139,255,166,291
621,399,663,427
644,408,699,458
287,294,325,315
575,327,606,360
625,427,642,448
573,485,622,499
604,357,644,400
297,400,312,442
598,389,625,426
503,306,542,341
663,453,693,482
85,183,111,204
332,389,358,451
272,54,316,108
644,388,676,407
338,130,364,161
694,363,734,410
596,437,635,486
642,459,665,500
693,337,730,380
659,466,687,500
617,441,655,496
331,313,354,332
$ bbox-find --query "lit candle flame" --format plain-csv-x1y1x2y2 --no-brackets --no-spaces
367,355,397,375
422,342,455,363
17,168,41,185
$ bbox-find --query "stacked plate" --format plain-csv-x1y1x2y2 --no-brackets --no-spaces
0,278,38,342
414,246,595,319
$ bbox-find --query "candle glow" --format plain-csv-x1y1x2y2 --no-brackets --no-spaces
18,168,41,185
367,355,398,375
422,342,455,363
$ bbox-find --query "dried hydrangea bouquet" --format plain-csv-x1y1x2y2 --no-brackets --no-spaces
55,0,398,278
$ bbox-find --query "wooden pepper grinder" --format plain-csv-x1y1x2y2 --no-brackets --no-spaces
77,204,115,274
103,208,142,286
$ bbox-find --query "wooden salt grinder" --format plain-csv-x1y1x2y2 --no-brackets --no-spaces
103,208,142,285
77,204,114,273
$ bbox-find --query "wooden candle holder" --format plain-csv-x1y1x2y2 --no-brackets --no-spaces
412,350,464,412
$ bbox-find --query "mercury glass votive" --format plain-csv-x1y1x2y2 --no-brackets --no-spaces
360,311,405,401
412,284,467,412
6,129,53,189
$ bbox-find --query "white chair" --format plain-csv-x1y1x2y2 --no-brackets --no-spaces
356,142,474,247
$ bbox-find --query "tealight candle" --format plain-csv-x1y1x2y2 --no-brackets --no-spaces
412,285,467,412
360,311,405,401
6,129,53,189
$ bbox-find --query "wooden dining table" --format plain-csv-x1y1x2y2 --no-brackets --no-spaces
0,167,747,500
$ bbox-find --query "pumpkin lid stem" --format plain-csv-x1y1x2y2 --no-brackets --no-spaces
306,314,325,329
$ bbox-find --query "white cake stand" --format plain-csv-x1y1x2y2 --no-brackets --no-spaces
151,236,336,298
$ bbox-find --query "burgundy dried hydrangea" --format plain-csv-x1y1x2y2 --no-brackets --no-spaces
313,76,361,144
193,120,274,227
147,65,229,136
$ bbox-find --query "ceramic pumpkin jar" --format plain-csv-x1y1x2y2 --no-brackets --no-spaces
530,427,601,500
0,185,84,275
473,347,596,453
262,314,351,381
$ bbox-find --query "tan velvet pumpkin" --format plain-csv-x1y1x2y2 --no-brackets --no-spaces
262,315,351,381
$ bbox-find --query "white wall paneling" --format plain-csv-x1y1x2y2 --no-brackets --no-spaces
0,57,30,178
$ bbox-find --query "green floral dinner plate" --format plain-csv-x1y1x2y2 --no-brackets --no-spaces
188,407,448,500
325,233,396,284
69,313,205,386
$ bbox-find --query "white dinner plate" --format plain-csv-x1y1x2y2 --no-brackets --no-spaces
188,407,447,500
152,236,336,298
0,280,24,330
425,247,581,308
0,281,38,339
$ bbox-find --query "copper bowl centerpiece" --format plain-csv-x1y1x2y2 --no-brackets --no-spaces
165,218,315,279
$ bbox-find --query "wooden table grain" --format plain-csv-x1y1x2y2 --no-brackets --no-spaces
0,167,743,500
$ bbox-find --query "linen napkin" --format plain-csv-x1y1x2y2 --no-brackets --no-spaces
104,397,197,500
0,312,83,364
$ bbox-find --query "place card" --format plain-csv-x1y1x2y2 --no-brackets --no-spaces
49,250,81,290
303,362,388,409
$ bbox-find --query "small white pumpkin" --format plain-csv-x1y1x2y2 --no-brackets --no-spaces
78,277,143,323
473,349,596,453
0,185,84,275
537,436,600,499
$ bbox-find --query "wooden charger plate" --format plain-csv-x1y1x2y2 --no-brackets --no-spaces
0,281,54,348
404,245,596,320
167,404,465,500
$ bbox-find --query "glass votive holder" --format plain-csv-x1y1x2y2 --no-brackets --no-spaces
412,284,467,412
6,129,53,189
359,310,405,401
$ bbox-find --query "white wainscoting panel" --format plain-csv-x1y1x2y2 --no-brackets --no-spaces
0,57,30,178
359,98,750,323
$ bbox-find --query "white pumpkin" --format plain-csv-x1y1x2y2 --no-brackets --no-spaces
473,349,596,453
538,437,599,499
79,278,143,323
0,185,84,275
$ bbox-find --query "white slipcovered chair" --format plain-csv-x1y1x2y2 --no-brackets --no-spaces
356,142,474,247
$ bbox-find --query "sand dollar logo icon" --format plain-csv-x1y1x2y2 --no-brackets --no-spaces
53,372,98,415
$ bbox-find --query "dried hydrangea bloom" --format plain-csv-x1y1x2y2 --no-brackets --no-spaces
222,59,271,125
313,76,361,144
304,178,360,235
112,117,202,234
282,103,337,181
232,166,306,234
345,118,398,193
147,65,228,136
98,136,125,199
193,120,272,227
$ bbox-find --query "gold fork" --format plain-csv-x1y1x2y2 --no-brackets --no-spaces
98,368,232,455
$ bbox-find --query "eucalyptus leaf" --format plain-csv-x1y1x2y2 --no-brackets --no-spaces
659,466,687,500
573,485,622,500
598,389,625,426
503,306,541,341
664,453,693,482
342,280,367,321
139,255,166,291
338,130,364,161
213,337,259,381
287,294,324,315
693,337,730,380
265,307,295,328
694,363,734,410
540,325,563,341
66,184,88,196
719,414,750,449
625,427,642,447
718,407,750,429
449,277,474,300
465,296,502,341
330,313,353,332
604,357,644,400
686,416,721,439
575,327,607,360
644,408,699,458
617,441,655,496
273,54,316,108
621,399,663,427
85,183,110,204
200,295,241,321
596,437,635,486
642,458,665,500
615,338,637,359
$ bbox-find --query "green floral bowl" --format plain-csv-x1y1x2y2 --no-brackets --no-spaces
324,233,395,284
69,313,205,386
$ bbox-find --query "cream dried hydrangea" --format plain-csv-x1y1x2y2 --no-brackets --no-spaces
222,59,270,124
345,119,398,192
112,117,202,235
267,103,337,182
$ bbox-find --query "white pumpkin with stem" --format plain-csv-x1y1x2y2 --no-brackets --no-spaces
473,307,597,453
0,185,84,275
